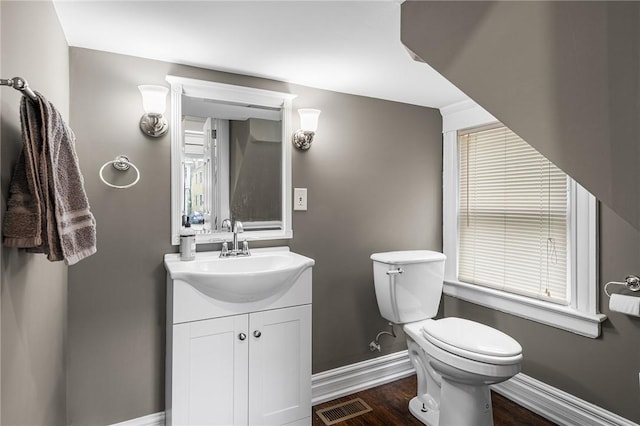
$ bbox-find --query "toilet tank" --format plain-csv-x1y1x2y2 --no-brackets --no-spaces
371,250,446,324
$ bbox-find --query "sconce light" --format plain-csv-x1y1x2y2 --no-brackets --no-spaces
138,85,169,138
292,108,321,150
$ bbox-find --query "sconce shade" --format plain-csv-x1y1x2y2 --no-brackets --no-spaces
292,109,321,151
138,85,168,115
298,108,321,131
138,85,169,138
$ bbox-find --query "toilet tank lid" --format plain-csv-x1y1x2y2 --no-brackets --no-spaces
370,250,446,265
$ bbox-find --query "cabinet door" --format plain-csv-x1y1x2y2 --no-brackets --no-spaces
248,305,312,425
173,315,249,426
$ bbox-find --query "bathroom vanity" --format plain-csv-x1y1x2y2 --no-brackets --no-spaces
164,247,314,426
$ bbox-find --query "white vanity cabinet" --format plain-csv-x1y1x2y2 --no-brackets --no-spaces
171,305,311,426
165,248,314,426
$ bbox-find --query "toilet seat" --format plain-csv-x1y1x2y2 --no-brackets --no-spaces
421,318,522,365
404,320,521,380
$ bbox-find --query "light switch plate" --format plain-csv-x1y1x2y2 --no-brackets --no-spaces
294,188,307,211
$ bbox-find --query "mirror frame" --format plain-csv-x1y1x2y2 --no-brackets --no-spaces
166,75,296,245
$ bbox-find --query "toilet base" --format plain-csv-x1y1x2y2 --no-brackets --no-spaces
407,379,494,426
408,397,438,426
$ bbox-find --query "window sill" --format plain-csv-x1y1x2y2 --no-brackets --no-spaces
443,280,607,338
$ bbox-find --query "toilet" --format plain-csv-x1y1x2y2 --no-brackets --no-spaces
371,250,522,426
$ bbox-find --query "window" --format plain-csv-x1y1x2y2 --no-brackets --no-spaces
441,101,605,338
458,124,568,304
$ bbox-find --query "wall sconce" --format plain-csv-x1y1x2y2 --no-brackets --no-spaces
138,85,169,138
292,108,321,150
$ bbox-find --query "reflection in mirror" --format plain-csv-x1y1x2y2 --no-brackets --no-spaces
167,76,295,245
228,117,282,226
182,117,211,231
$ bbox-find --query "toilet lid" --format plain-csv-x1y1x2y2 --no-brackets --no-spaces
422,318,522,359
370,250,446,265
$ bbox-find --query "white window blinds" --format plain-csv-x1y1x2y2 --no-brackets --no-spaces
458,125,568,304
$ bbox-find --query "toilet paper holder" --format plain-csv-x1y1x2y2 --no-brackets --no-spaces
604,275,640,297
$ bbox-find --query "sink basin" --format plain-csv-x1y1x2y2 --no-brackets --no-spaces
165,247,314,303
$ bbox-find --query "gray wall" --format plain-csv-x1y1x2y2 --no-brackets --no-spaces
0,1,69,425
402,1,640,232
68,48,442,424
402,1,640,422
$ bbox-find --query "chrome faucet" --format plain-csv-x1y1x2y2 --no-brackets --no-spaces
220,219,250,257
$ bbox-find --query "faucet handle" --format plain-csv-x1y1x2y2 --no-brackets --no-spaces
220,241,229,257
242,239,250,256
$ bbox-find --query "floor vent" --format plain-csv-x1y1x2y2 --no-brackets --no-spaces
316,397,373,425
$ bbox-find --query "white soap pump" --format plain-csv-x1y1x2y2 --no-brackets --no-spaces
179,217,196,261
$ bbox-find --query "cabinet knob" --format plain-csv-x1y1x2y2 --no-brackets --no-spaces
238,333,247,341
253,330,262,338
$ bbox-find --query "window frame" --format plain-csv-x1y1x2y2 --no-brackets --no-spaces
441,100,606,338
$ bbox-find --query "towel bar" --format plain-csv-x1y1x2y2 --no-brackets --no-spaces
99,155,140,189
1,76,37,101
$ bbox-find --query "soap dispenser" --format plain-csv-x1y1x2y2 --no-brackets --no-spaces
180,217,196,261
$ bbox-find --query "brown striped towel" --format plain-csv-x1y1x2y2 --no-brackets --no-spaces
3,93,96,265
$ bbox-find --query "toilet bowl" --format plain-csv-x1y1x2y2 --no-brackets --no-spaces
371,250,522,426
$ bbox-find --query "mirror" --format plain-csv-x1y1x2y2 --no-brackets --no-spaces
167,76,296,244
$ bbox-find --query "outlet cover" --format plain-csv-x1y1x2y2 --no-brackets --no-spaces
294,188,307,211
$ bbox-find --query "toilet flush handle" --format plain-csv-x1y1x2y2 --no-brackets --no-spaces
386,268,404,276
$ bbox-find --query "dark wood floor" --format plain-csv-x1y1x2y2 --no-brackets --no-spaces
312,375,557,426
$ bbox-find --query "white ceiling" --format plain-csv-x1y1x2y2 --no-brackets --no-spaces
52,0,468,109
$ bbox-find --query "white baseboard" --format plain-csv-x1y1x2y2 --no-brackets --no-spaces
311,349,416,405
110,411,165,426
492,373,638,426
113,350,637,426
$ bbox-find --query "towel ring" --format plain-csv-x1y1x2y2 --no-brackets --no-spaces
604,275,640,298
99,155,140,189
